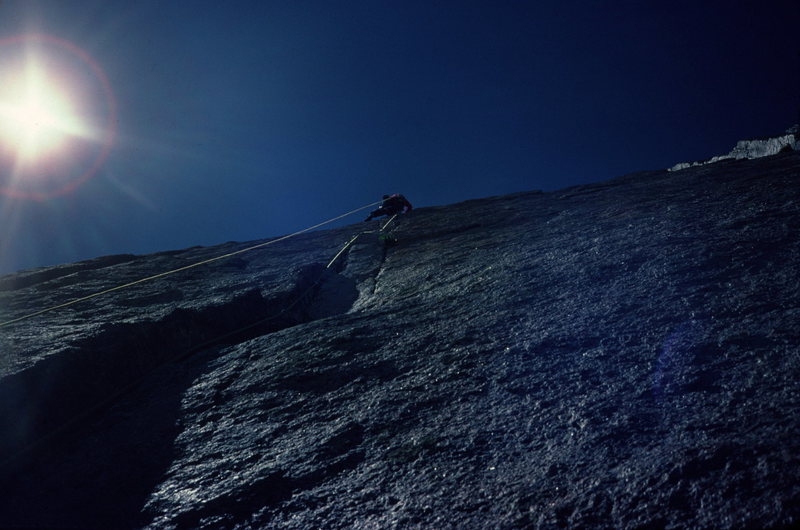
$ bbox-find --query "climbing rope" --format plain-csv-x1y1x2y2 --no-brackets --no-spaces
0,207,405,474
326,213,398,269
0,200,385,328
182,213,400,356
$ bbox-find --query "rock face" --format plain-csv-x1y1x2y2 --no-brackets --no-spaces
1,150,800,528
670,126,798,171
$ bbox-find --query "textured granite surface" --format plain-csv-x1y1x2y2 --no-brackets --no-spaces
1,150,799,528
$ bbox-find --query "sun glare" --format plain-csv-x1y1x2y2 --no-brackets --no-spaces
0,34,116,200
0,65,90,163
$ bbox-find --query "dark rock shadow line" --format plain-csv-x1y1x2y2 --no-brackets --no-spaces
0,262,360,528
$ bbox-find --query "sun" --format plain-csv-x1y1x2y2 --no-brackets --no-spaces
0,34,116,200
0,62,90,164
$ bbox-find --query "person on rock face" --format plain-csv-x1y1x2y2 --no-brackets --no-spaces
365,194,413,221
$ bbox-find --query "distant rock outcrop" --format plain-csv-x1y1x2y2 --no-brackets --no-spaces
1,148,799,528
671,125,798,171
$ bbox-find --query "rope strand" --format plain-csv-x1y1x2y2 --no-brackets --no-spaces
0,203,406,473
0,200,384,328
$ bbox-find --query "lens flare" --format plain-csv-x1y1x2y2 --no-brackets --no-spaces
0,63,89,163
0,34,116,200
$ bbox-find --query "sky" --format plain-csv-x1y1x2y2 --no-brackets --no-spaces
0,0,797,274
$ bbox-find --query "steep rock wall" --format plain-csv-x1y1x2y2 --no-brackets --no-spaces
0,150,799,528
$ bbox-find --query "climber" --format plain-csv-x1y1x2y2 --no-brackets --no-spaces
365,194,413,221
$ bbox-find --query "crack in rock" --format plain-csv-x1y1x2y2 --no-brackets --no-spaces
3,150,800,529
0,261,364,476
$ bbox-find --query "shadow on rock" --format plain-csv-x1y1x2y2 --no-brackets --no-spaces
0,263,362,528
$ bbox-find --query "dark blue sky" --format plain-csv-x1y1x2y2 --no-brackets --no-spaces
0,1,797,274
